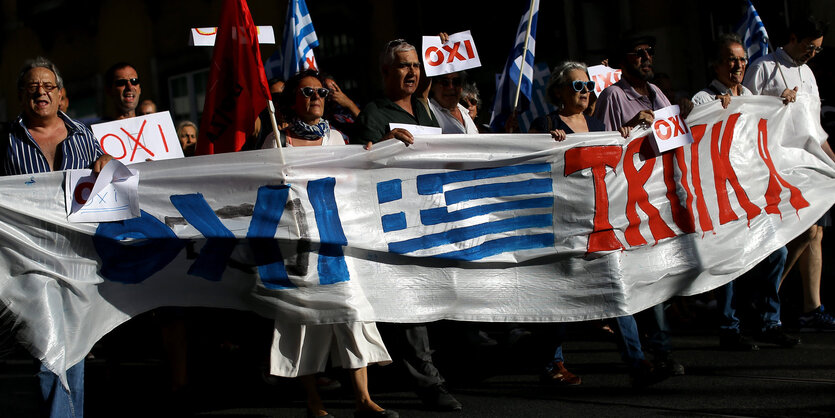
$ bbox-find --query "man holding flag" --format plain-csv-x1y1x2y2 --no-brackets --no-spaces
489,0,539,132
196,0,272,155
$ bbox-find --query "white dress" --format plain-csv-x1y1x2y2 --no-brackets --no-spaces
264,127,391,377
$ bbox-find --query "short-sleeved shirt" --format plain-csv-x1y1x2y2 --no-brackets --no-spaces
691,79,753,106
428,98,479,134
592,78,672,131
2,111,104,175
530,112,606,134
353,95,440,144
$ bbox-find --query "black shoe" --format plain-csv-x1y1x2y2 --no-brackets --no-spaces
417,384,463,411
630,359,669,387
355,410,399,418
653,354,685,376
756,327,800,347
719,333,760,351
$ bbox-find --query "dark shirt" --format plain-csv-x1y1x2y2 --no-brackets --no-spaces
530,112,606,134
353,96,439,144
2,112,104,176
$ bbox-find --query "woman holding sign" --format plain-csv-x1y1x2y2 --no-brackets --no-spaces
530,61,631,139
262,70,397,418
530,61,670,387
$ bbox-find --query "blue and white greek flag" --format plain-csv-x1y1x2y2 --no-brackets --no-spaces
375,163,555,261
518,63,557,133
735,0,769,63
265,0,319,81
489,0,540,132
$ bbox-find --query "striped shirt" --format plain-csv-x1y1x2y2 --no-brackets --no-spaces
2,111,104,175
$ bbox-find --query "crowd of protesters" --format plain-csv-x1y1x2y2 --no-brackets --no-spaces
2,11,835,418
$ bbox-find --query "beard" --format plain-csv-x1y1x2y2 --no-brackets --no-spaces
626,65,654,81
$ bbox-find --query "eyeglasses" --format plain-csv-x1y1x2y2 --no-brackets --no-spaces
438,78,462,87
460,98,478,107
571,80,596,92
806,44,824,54
114,78,140,87
22,82,59,94
300,86,330,98
627,47,655,58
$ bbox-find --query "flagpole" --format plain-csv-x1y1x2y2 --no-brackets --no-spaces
267,100,286,165
512,0,536,110
765,39,790,91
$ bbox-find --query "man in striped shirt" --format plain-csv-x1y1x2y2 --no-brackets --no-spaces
2,56,112,418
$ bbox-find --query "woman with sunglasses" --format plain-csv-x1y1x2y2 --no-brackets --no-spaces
529,61,609,140
263,70,397,418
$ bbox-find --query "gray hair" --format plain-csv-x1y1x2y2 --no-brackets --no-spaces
176,120,198,136
380,39,416,70
461,82,481,108
711,33,747,68
546,61,588,106
17,56,64,91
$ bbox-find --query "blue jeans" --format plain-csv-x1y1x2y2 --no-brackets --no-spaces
612,315,645,368
550,323,567,363
719,246,786,333
38,359,84,418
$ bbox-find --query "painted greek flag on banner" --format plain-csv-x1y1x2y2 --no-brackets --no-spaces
375,163,555,261
735,0,769,63
489,0,540,131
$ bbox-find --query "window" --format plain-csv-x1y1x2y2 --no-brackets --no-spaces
168,69,209,125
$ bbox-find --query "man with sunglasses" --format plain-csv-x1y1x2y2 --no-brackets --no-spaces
592,34,670,134
3,56,113,418
104,62,142,121
744,16,835,334
592,34,686,379
429,71,479,134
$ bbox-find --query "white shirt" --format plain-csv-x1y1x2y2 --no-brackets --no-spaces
428,98,479,134
692,79,753,106
261,128,346,148
743,48,819,97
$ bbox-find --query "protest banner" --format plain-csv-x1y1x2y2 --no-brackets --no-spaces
189,26,276,46
587,65,622,95
91,111,184,164
651,104,694,153
1,96,833,386
422,30,482,77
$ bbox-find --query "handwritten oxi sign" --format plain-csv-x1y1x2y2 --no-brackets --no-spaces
91,111,184,164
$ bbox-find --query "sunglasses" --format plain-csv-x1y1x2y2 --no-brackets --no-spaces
438,77,463,87
806,44,824,54
570,80,596,92
22,82,59,94
114,78,140,87
627,47,655,57
300,86,330,98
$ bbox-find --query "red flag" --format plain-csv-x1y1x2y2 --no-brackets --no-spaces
196,0,271,155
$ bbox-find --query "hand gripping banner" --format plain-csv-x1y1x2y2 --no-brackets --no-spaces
1,95,833,386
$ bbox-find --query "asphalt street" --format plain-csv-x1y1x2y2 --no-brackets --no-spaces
1,311,833,418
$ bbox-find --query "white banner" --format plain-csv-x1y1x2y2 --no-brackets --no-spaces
1,96,833,386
